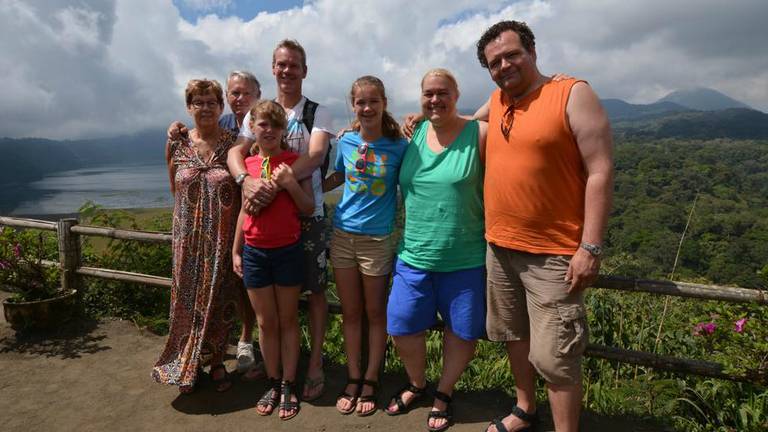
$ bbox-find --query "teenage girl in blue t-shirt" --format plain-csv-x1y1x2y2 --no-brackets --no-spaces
323,76,408,416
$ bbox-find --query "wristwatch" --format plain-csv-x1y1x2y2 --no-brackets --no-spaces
580,242,603,257
234,172,249,186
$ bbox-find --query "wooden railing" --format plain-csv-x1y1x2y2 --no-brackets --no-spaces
1,215,765,384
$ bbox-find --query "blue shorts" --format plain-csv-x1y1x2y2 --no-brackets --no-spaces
242,242,304,289
387,258,486,341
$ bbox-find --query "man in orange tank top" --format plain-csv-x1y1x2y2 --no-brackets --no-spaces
476,21,614,432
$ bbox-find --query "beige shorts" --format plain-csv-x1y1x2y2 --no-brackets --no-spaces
486,243,588,386
330,228,396,277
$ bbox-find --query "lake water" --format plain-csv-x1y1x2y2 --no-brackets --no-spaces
2,163,171,216
1,156,341,217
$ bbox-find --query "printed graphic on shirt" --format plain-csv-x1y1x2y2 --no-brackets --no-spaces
346,149,388,196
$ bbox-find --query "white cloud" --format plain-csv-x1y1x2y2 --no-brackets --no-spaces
0,0,766,139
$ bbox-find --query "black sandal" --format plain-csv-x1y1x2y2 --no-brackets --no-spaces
209,364,231,393
487,405,539,432
280,380,301,421
427,390,453,432
336,377,362,415
356,379,379,417
256,377,281,416
385,382,428,416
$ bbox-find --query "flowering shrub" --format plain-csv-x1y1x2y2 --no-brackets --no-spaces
0,227,60,302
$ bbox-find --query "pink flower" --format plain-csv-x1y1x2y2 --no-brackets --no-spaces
734,318,748,333
13,243,21,258
0,260,8,270
694,322,717,336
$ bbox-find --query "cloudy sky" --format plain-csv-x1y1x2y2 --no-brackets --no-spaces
1,0,766,139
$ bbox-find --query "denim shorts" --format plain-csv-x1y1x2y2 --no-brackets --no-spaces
386,257,486,341
242,241,304,289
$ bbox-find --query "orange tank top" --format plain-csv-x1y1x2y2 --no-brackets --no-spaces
484,79,586,255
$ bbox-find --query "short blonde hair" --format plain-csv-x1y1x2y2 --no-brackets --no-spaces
421,68,460,95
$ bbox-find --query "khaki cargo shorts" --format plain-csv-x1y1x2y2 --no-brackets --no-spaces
486,243,588,386
330,228,396,277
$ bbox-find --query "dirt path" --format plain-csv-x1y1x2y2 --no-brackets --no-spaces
0,292,667,432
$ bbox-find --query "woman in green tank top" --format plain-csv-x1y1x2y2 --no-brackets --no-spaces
385,69,488,432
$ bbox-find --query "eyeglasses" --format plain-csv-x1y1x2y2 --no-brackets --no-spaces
354,142,369,172
500,103,515,141
190,100,221,109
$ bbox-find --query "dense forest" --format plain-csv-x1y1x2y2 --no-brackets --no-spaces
607,138,768,289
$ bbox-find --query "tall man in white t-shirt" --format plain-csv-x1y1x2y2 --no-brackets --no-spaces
227,39,333,402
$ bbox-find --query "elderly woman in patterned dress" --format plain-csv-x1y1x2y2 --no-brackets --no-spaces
152,79,240,394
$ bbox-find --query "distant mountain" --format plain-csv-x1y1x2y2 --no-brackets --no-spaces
612,108,768,140
0,130,166,186
657,87,752,111
602,98,692,120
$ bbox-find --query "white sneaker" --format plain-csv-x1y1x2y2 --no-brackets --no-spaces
236,341,255,373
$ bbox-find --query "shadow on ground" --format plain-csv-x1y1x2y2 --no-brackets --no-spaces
0,318,110,359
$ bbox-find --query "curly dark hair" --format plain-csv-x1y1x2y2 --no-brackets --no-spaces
476,20,536,69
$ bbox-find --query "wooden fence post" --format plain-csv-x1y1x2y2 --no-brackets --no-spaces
57,218,81,297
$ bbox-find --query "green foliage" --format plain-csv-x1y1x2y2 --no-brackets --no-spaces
77,202,172,328
608,139,768,288
0,226,60,301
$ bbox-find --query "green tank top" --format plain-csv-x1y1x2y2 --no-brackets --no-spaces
397,120,485,271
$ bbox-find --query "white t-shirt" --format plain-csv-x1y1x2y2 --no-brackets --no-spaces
240,96,334,217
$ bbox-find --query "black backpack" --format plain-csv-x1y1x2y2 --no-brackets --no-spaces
301,98,332,178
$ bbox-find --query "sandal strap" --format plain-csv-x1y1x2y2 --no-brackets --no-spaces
280,381,299,409
404,382,428,395
257,387,279,407
491,418,510,432
432,390,453,404
428,410,451,419
510,405,538,424
338,378,363,399
358,380,378,402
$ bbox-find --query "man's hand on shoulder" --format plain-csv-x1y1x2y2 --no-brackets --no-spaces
167,121,188,140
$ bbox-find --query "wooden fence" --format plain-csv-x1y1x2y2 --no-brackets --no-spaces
1,215,766,385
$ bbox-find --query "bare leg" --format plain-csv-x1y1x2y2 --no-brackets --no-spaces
548,382,582,432
247,285,280,415
386,332,427,414
486,340,537,432
357,272,389,414
334,266,364,412
428,329,477,430
238,285,256,343
275,284,302,420
303,289,328,400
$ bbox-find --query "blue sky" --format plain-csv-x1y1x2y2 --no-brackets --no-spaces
174,0,305,22
1,0,766,139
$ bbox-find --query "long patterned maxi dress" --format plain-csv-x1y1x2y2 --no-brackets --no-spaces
152,129,240,388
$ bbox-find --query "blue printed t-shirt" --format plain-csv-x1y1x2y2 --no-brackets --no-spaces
333,132,408,235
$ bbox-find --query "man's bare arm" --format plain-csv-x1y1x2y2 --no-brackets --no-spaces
165,140,176,195
226,135,254,177
290,130,331,181
227,135,277,212
472,98,490,122
565,82,614,293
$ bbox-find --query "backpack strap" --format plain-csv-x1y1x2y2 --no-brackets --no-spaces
301,97,332,178
301,97,319,133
